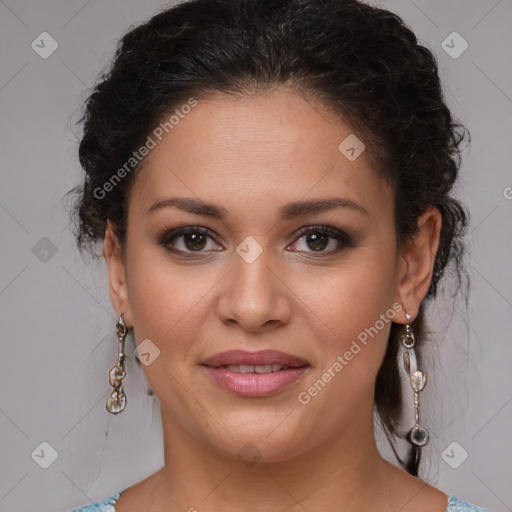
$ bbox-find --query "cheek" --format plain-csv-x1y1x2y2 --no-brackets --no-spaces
293,249,398,419
125,246,205,349
297,245,397,342
125,253,212,407
293,261,397,435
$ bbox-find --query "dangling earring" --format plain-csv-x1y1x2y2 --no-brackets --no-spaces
400,313,429,448
106,313,128,414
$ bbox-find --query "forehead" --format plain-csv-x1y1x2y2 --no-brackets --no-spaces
128,89,392,222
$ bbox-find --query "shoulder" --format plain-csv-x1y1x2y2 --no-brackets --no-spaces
68,491,121,512
447,495,494,512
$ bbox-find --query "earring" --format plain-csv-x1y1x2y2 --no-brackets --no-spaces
106,313,128,414
400,313,429,447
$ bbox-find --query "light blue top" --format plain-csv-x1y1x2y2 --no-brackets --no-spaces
69,490,494,511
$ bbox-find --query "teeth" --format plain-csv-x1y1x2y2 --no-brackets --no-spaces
254,365,273,374
223,364,288,373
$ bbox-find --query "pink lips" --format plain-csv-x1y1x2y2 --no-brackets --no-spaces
202,349,309,368
201,349,310,397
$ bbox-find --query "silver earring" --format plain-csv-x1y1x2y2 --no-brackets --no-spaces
106,313,128,414
400,313,429,447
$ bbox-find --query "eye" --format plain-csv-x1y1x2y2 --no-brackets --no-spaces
159,226,222,255
288,225,353,255
158,224,354,258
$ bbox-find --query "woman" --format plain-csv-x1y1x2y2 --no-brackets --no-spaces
67,0,492,510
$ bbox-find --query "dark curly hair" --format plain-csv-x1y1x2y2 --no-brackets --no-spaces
66,0,470,477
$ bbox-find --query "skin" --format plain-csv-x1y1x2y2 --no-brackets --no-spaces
103,88,446,512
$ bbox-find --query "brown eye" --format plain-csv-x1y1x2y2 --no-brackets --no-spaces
303,232,329,251
288,225,354,256
159,227,222,254
181,231,207,251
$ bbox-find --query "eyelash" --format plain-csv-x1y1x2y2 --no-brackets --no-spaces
157,224,355,258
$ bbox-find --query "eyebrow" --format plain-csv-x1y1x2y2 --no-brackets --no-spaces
147,196,369,219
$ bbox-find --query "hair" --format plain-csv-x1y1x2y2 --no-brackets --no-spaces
66,0,470,477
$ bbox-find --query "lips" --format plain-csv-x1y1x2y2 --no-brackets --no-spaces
221,364,291,373
201,349,309,369
201,349,310,397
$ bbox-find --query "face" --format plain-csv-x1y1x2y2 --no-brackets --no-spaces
104,88,439,462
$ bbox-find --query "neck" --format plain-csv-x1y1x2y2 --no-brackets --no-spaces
150,401,396,512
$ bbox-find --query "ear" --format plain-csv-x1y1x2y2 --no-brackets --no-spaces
103,220,133,328
394,207,442,323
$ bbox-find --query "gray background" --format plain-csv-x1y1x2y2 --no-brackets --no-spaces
0,1,511,511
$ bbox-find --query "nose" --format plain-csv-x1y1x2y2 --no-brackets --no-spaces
216,246,291,333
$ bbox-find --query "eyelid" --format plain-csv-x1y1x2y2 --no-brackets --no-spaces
158,225,222,247
291,224,354,246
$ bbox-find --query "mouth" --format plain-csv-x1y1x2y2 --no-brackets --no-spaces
200,349,310,397
201,349,310,369
213,364,306,374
